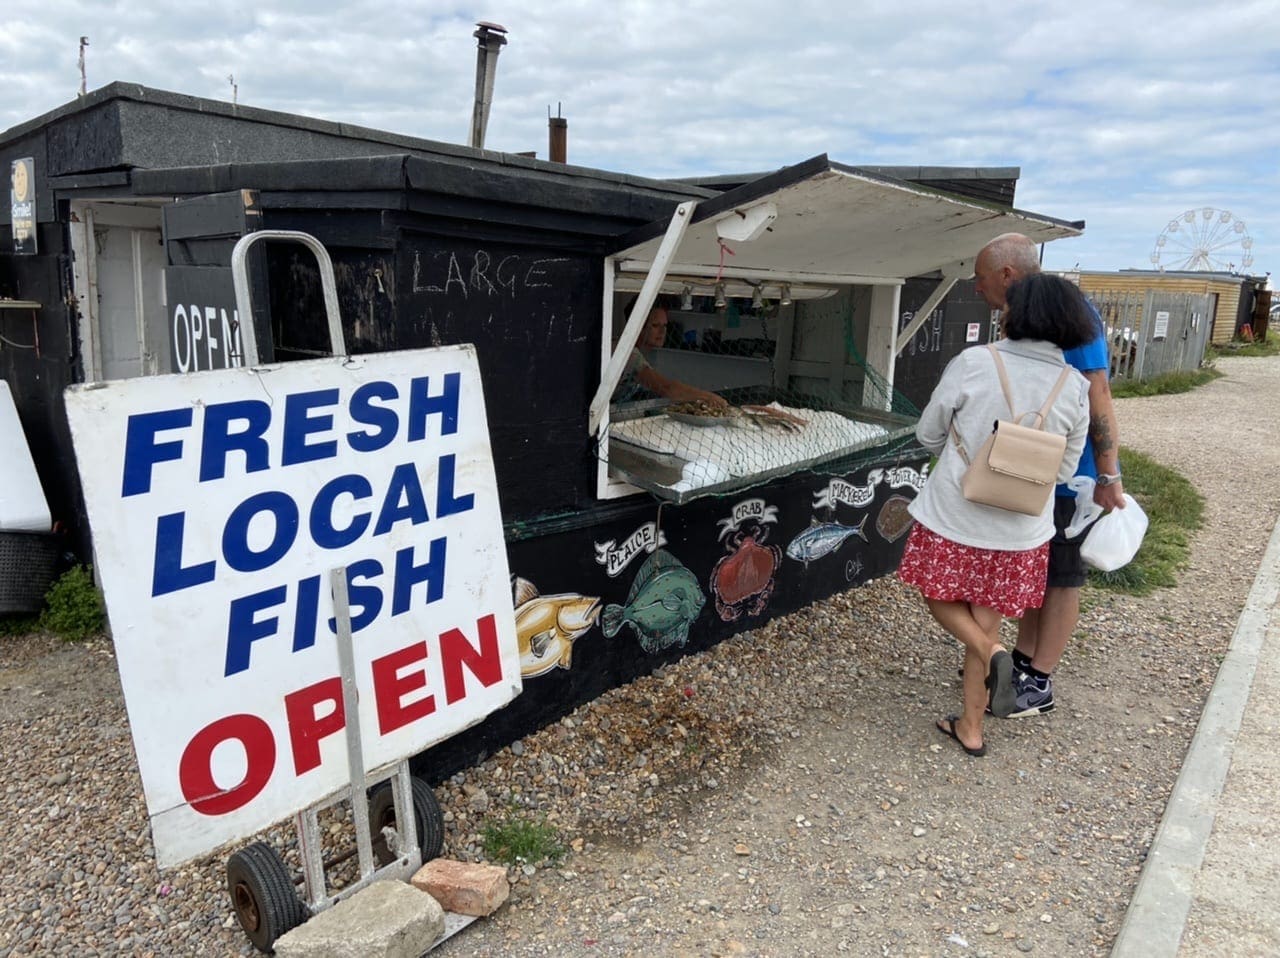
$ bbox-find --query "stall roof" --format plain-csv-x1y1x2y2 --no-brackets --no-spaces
682,165,1023,208
613,155,1084,284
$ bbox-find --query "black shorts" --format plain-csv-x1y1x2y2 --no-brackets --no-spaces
1047,496,1091,589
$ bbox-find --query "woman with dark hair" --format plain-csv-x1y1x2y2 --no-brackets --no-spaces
1001,274,1100,350
897,272,1095,756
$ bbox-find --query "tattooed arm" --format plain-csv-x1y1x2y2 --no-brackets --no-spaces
1083,369,1126,510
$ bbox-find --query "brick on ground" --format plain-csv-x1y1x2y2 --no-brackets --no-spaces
274,880,444,958
411,859,510,917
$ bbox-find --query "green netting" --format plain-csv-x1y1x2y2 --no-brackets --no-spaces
605,294,922,502
841,312,920,419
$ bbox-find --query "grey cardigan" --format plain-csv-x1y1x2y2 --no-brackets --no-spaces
908,339,1090,550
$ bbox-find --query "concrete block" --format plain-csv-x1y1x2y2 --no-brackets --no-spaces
274,880,444,958
411,859,510,917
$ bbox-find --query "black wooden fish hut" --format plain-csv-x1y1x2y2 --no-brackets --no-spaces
0,84,1084,775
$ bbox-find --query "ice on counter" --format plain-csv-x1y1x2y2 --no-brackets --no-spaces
611,402,890,491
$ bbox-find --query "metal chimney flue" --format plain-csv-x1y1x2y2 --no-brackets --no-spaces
469,21,508,150
548,103,567,164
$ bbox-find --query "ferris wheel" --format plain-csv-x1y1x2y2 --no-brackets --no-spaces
1150,207,1253,272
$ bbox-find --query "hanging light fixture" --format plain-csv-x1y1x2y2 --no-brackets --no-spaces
714,282,727,308
779,283,792,306
680,284,694,311
751,284,764,309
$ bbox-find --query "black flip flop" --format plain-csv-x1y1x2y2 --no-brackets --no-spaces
935,715,986,757
987,650,1016,718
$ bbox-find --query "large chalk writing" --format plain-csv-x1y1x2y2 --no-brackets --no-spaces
899,308,944,356
412,249,571,298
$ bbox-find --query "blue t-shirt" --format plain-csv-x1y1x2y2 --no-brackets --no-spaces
1057,302,1109,498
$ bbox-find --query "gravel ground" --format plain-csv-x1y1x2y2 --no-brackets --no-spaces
2,355,1278,958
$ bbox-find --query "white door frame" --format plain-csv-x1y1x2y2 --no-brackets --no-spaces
68,199,166,383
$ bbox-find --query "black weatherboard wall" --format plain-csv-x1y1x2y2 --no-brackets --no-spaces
204,150,708,524
264,231,604,521
893,277,997,412
395,239,599,518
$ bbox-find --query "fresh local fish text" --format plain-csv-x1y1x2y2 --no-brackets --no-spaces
120,373,476,677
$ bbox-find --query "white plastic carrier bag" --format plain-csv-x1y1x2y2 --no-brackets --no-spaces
1079,493,1148,572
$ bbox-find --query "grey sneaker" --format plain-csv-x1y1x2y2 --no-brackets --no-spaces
1007,670,1055,717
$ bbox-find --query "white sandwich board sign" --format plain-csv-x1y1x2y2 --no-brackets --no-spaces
65,346,521,868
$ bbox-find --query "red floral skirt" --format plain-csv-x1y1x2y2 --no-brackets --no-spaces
897,523,1049,618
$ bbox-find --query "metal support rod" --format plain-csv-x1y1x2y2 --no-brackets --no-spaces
331,568,376,881
390,760,415,861
296,806,326,909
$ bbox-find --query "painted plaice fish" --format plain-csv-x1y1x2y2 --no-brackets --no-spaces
785,516,868,567
602,549,705,654
512,577,602,678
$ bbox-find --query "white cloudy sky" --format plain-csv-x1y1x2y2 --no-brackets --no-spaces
4,1,1277,279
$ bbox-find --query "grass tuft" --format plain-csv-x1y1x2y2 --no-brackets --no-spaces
1210,337,1280,358
1109,367,1223,399
1087,446,1203,596
481,814,564,866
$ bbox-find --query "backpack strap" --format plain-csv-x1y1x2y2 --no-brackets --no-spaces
1027,365,1074,428
949,417,970,465
986,344,1018,418
987,343,1073,429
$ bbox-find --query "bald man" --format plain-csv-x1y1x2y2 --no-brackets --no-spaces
973,233,1126,717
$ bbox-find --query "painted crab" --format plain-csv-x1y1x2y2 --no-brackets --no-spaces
711,525,782,621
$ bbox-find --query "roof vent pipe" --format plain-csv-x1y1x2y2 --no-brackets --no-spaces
548,103,567,164
469,21,508,150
